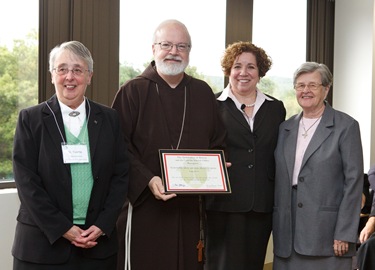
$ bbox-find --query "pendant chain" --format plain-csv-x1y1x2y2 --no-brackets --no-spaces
155,84,186,150
301,116,321,138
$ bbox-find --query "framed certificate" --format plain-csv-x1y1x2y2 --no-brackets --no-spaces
159,149,231,194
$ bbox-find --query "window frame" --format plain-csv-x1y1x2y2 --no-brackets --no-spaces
0,0,334,189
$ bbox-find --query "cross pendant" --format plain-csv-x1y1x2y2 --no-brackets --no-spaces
302,132,308,138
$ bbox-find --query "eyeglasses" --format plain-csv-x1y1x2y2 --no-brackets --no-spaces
53,67,89,76
294,83,323,91
154,41,191,52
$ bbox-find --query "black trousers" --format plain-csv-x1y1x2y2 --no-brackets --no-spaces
205,210,272,270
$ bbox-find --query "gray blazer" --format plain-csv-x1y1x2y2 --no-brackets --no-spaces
273,103,363,258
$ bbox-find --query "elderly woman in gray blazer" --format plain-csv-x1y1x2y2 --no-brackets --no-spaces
272,62,363,270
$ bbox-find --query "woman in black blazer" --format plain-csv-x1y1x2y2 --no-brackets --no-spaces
205,41,286,270
12,41,129,270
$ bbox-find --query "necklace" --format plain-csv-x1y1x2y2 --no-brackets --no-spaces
301,116,321,138
155,84,186,150
243,102,256,108
237,90,257,109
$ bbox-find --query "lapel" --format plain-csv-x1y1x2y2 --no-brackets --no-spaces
252,101,268,132
86,99,103,166
282,113,300,182
220,96,272,133
43,95,67,163
300,104,334,169
221,99,251,132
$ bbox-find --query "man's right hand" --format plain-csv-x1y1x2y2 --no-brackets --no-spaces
148,176,177,201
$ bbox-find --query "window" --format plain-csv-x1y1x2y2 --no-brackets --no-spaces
0,0,38,183
253,0,307,118
119,0,226,92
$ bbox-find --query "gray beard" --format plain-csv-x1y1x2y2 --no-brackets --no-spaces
155,59,188,76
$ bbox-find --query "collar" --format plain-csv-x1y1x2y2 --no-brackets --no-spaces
217,84,274,110
59,98,86,120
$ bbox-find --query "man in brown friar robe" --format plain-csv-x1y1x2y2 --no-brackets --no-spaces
112,19,226,270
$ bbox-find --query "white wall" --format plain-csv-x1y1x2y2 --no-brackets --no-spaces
333,0,375,171
0,189,19,270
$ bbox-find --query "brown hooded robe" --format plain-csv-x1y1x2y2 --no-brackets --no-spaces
112,61,226,270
